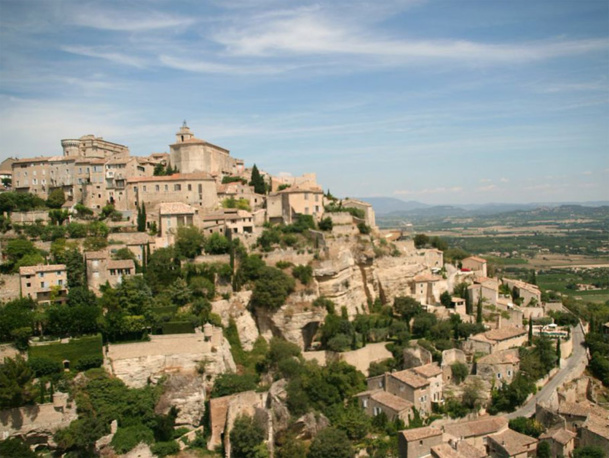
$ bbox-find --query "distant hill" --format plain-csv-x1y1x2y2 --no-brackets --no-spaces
353,197,430,215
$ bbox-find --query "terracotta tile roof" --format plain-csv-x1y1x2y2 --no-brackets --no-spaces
477,350,520,365
488,429,537,456
85,251,107,260
14,156,51,164
558,402,590,417
432,442,486,458
444,416,508,439
127,172,213,183
583,415,609,440
539,428,576,445
158,202,196,215
371,391,413,413
19,264,66,275
390,370,430,389
463,256,487,264
400,426,441,442
107,259,135,270
483,327,527,342
411,363,443,378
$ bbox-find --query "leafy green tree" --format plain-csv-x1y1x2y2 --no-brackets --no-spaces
440,291,452,308
48,209,70,226
536,440,551,458
251,267,295,311
573,446,606,458
65,248,86,288
47,188,66,209
508,417,545,438
357,222,371,235
249,164,266,195
14,252,45,270
83,236,108,251
451,362,469,384
430,236,448,251
230,414,267,458
66,222,87,238
204,232,231,254
393,296,423,322
137,203,147,232
174,225,205,259
307,427,353,458
145,247,181,292
0,356,36,408
318,216,333,231
0,298,35,343
276,434,307,458
412,312,437,338
211,373,258,398
4,238,39,267
0,437,38,458
111,425,154,453
413,234,429,248
292,264,313,285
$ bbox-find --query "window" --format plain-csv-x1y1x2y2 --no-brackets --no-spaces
373,407,381,416
165,185,168,191
143,186,147,192
58,280,63,286
155,185,160,192
497,373,502,379
188,184,192,191
26,283,31,288
174,184,181,191
507,370,512,377
40,282,46,288
315,194,319,202
304,193,309,200
362,399,368,408
400,385,405,392
304,207,309,214
38,272,44,278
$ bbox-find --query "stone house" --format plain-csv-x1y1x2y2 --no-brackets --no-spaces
342,198,377,229
476,349,520,384
366,369,432,416
412,273,443,306
487,429,538,458
19,264,68,305
431,440,486,458
502,279,541,306
201,209,255,236
579,415,609,451
443,416,509,451
270,172,318,192
108,232,152,264
104,156,154,210
217,181,264,211
410,363,443,403
440,348,467,384
266,185,324,225
538,428,576,457
158,202,198,237
127,173,218,212
468,277,499,307
557,402,590,431
465,327,528,355
398,426,443,458
85,251,135,294
461,256,487,277
356,390,414,423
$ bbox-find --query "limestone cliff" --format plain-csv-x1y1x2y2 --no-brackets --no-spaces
212,291,259,351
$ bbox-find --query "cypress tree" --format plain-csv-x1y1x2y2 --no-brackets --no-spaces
249,164,266,195
528,319,533,345
556,338,561,364
476,297,483,324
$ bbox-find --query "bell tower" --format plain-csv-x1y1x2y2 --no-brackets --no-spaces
176,120,194,143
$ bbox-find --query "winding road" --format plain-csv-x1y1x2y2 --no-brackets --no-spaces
505,324,588,419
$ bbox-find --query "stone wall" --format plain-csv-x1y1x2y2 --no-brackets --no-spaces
263,249,315,268
302,342,392,376
0,274,20,302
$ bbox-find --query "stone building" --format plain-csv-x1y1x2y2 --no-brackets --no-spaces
364,368,433,417
476,349,520,384
502,279,541,306
158,202,198,237
85,251,135,294
410,363,443,403
266,184,324,224
398,426,442,458
356,390,414,423
461,256,487,277
465,327,528,355
412,273,443,305
61,134,129,159
443,416,509,451
538,428,576,457
19,264,68,304
169,122,242,176
127,173,218,212
487,428,538,458
342,198,377,229
201,209,255,236
467,277,499,307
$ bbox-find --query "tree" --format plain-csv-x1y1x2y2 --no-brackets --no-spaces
318,216,333,231
508,417,545,438
413,234,429,248
528,319,533,345
230,414,267,458
307,427,354,458
440,291,452,308
204,233,231,254
451,362,469,384
249,164,266,195
174,225,205,259
137,203,147,232
393,296,423,323
65,248,86,288
0,437,38,458
4,238,39,266
47,188,66,209
48,209,70,226
573,446,606,458
251,266,295,311
476,297,483,324
536,440,551,458
0,356,36,409
357,222,371,235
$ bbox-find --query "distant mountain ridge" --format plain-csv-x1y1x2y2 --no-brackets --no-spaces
354,197,609,217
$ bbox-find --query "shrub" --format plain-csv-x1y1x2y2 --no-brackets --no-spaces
75,356,103,372
111,425,154,454
292,265,313,285
211,373,258,398
151,441,180,457
357,222,371,235
28,357,63,378
318,217,333,231
251,267,295,311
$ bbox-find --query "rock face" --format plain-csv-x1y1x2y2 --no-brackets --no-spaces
313,248,369,317
105,329,236,388
290,412,330,440
212,291,259,351
372,256,426,305
267,379,291,434
155,374,206,428
255,291,327,350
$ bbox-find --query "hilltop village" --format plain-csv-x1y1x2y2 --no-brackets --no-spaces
0,125,607,458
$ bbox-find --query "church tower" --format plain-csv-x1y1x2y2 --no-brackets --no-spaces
176,121,194,143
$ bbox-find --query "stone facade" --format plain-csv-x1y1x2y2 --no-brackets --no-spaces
19,264,68,305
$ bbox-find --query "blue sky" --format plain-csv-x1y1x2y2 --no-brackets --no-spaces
0,0,607,204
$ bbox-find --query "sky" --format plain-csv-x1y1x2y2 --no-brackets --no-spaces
0,0,608,205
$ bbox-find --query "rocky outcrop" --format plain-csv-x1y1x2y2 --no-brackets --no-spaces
371,256,426,305
155,374,206,428
267,379,291,434
255,291,326,350
313,248,369,317
212,291,259,351
290,412,330,440
105,329,236,388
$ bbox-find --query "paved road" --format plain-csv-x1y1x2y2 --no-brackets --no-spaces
505,324,588,419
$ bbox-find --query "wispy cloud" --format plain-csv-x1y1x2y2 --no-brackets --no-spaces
62,46,147,68
477,184,497,192
158,55,299,75
69,7,195,32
